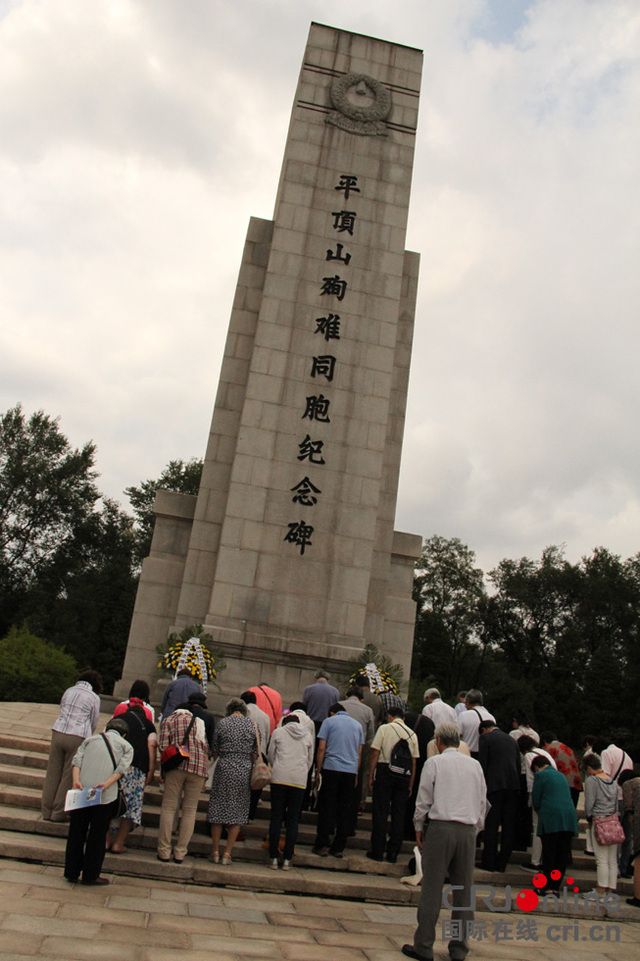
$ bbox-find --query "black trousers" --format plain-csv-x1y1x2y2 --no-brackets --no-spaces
481,789,518,871
314,769,356,854
269,783,305,860
541,831,573,890
514,774,532,850
64,800,117,881
370,763,410,860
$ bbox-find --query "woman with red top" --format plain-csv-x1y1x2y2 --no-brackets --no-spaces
539,731,582,807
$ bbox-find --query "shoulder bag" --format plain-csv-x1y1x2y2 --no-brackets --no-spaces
592,777,625,846
160,715,196,775
250,721,272,790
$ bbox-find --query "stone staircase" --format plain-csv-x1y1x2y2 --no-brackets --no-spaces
0,703,624,910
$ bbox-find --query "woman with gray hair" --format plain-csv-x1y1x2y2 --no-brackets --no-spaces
207,697,258,864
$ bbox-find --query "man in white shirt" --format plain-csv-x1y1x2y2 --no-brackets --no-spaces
402,722,487,961
457,689,495,756
421,689,458,727
454,692,468,716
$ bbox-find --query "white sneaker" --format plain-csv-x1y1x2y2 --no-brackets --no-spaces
282,860,292,871
269,858,279,870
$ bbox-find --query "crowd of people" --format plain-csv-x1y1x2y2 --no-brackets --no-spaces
40,668,640,956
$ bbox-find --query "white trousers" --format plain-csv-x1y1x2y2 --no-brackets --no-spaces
592,830,618,889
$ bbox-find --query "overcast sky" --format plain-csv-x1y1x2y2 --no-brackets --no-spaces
1,0,639,574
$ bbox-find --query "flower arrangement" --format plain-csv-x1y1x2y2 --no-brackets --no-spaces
347,643,403,694
348,663,397,694
156,624,225,693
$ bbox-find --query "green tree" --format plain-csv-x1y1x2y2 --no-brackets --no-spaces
411,536,488,703
24,498,138,692
485,545,640,744
125,458,203,565
0,625,77,702
0,405,100,635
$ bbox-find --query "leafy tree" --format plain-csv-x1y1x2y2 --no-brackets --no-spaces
24,498,138,692
0,625,77,702
410,538,640,749
484,545,640,745
411,536,488,703
125,458,203,565
0,405,100,635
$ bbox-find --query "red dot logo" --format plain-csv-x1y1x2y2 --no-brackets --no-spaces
516,889,539,912
550,869,561,881
532,873,547,888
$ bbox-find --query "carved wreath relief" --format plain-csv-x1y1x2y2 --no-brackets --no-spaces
326,73,391,136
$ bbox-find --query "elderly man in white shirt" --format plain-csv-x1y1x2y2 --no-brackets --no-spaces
402,722,487,961
457,689,495,756
421,689,458,728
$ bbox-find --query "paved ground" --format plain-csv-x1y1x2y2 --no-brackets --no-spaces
0,858,637,961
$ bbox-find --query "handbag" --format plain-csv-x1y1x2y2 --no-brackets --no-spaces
160,715,196,775
592,776,625,845
101,733,127,818
593,813,625,846
250,721,272,790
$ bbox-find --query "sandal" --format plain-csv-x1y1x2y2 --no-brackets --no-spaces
221,853,232,865
208,852,220,864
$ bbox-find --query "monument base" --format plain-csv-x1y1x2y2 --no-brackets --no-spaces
114,490,420,710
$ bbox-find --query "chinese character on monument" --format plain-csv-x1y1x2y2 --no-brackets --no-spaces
320,275,347,301
314,314,341,341
284,521,314,555
291,476,322,506
326,243,351,265
310,355,336,382
297,435,326,464
302,395,331,422
331,210,357,235
334,174,360,199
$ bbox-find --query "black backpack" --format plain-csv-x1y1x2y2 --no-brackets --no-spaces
388,723,413,779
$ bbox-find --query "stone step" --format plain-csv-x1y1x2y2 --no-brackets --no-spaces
0,828,422,904
0,733,51,755
0,825,624,915
1,777,595,877
0,783,41,810
0,759,593,868
0,803,408,875
0,747,48,770
0,764,44,790
0,802,612,898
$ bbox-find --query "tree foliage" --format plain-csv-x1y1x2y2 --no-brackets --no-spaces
0,405,99,606
411,537,640,753
0,625,77,703
0,405,206,697
0,405,138,694
411,536,488,705
22,498,138,691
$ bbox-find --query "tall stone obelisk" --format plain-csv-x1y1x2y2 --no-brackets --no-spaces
115,23,423,706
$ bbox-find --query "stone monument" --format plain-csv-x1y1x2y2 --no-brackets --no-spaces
115,23,423,708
